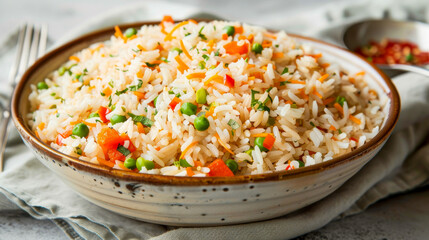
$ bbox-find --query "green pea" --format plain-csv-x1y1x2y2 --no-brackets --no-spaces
111,114,127,125
58,66,67,76
153,96,158,107
124,158,136,169
180,102,197,116
136,157,155,170
225,159,238,173
196,88,208,104
224,25,235,36
254,137,268,151
72,123,89,138
124,28,137,38
251,43,263,54
37,82,49,90
194,116,210,131
88,112,100,118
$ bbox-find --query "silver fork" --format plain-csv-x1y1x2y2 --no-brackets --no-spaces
0,24,48,172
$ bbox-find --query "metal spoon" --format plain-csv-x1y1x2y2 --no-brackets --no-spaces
343,19,429,77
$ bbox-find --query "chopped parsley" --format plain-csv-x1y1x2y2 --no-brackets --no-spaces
128,79,143,91
214,49,220,56
281,67,289,75
146,62,158,68
198,26,207,40
227,119,240,129
310,121,315,127
198,61,206,69
115,88,128,96
117,145,131,156
335,96,346,106
202,54,209,61
128,113,153,127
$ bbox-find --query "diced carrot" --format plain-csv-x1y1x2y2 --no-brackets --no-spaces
120,134,136,152
162,15,174,23
136,122,145,133
108,148,126,161
329,125,337,131
204,74,224,86
289,79,306,84
214,133,234,155
70,120,80,125
169,96,182,110
180,39,192,60
368,89,378,97
174,55,189,73
207,159,234,177
194,161,203,168
164,21,189,41
251,133,274,138
205,104,216,118
308,53,323,60
262,40,272,48
249,72,264,80
38,122,45,130
186,167,195,177
222,33,228,40
133,91,146,100
350,137,358,142
355,71,366,76
223,41,249,55
235,25,243,34
318,73,329,83
349,115,362,125
262,134,276,150
69,56,80,62
312,87,323,99
321,63,330,68
323,97,335,105
97,127,124,156
98,106,110,123
247,34,254,43
137,44,145,51
349,77,355,84
263,32,277,39
136,69,144,78
272,52,284,59
114,26,127,42
97,157,115,168
128,35,137,41
179,141,198,159
102,87,112,97
188,19,197,24
334,103,344,114
300,89,309,100
285,100,293,105
238,35,247,41
186,72,206,79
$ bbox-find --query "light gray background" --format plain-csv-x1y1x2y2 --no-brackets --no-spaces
1,0,428,239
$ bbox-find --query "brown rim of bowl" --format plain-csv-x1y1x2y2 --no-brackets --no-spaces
11,20,400,186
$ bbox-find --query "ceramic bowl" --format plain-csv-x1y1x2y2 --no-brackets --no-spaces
11,21,400,226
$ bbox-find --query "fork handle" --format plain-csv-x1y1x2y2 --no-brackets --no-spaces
0,109,11,172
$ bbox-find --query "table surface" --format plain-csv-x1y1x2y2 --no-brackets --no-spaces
1,0,428,239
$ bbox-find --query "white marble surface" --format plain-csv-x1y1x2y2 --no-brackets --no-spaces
1,0,428,239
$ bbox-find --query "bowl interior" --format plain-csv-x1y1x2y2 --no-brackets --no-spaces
343,19,429,51
11,21,401,185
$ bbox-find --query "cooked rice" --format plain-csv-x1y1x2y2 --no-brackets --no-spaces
28,19,387,176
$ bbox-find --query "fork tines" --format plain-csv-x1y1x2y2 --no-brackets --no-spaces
8,24,48,87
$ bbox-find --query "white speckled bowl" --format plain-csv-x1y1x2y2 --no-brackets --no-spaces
11,21,400,226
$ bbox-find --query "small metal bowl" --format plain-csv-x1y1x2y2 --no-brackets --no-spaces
343,19,429,77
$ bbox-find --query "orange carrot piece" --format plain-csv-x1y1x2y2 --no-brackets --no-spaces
308,53,323,60
223,41,249,55
102,87,112,97
186,167,195,177
204,74,223,86
349,77,355,84
368,89,378,96
262,40,272,48
318,73,329,83
222,33,228,40
137,44,145,51
289,79,306,84
186,72,206,79
355,71,365,76
136,122,145,133
180,39,193,60
334,103,344,114
97,157,115,168
164,21,189,41
136,69,144,78
214,133,234,155
329,125,337,131
321,63,330,68
174,55,189,73
194,161,203,168
235,25,243,34
323,97,335,105
262,134,276,150
285,100,293,105
133,91,146,100
251,133,274,138
69,56,80,62
349,115,362,125
38,122,45,130
162,15,174,23
179,141,198,159
247,34,254,43
272,52,284,59
83,121,97,127
207,159,234,177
